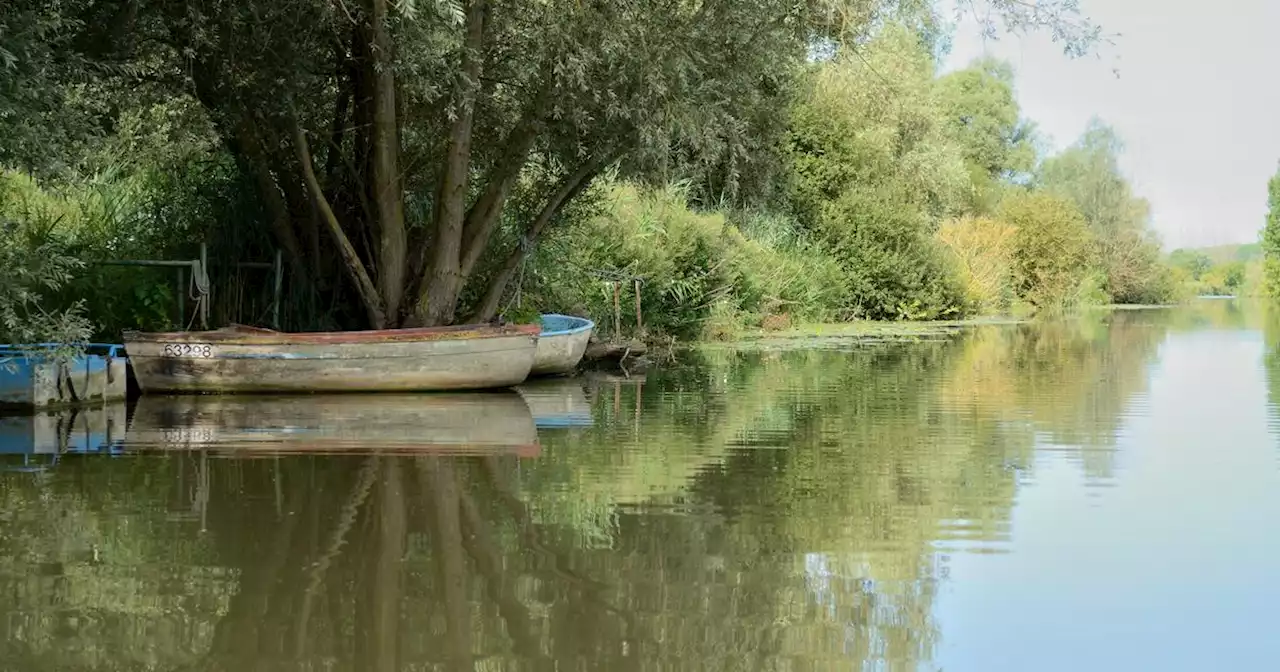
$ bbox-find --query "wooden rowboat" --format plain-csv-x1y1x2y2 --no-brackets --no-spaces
531,314,595,376
122,323,539,394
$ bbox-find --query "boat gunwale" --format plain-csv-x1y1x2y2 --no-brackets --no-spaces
539,314,596,338
123,322,540,345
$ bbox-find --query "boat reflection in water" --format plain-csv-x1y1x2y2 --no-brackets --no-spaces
516,377,594,429
0,402,128,471
123,392,541,457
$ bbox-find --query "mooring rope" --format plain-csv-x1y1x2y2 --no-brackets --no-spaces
185,260,212,330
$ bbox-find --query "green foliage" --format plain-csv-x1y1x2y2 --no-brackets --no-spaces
935,58,1038,213
998,190,1097,311
815,185,967,319
935,215,1018,314
525,183,845,340
1038,119,1174,304
1169,245,1264,298
0,0,1111,336
1169,249,1214,280
0,165,218,340
785,25,969,320
1186,242,1263,265
1264,163,1280,298
0,172,92,349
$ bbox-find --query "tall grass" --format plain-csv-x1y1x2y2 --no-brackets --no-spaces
525,182,845,340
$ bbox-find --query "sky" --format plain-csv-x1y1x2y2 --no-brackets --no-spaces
939,0,1280,250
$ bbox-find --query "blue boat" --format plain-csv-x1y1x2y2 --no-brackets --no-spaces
531,314,595,376
0,343,129,410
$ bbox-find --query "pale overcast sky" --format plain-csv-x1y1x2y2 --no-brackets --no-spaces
941,0,1280,250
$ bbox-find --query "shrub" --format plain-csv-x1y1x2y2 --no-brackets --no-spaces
814,185,966,320
936,215,1017,314
998,191,1097,311
525,182,847,340
0,171,93,349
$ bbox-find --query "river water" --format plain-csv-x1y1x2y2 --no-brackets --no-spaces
2,299,1278,671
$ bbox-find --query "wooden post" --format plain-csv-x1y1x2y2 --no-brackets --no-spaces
199,243,210,329
272,249,284,330
633,278,643,335
177,266,186,329
612,281,622,340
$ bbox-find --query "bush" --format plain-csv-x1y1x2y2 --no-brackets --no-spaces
998,191,1097,311
935,215,1017,314
0,172,93,348
525,182,847,340
814,185,966,320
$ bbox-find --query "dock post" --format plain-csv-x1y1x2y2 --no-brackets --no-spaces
199,243,210,329
272,249,284,330
177,266,186,329
633,278,643,334
612,281,622,340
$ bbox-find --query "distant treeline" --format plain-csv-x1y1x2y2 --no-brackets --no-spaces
1169,243,1263,298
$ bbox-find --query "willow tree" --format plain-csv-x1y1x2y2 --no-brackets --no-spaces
1039,121,1171,303
3,0,1104,329
936,57,1038,214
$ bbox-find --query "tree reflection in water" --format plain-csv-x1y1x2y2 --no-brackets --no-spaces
0,306,1191,671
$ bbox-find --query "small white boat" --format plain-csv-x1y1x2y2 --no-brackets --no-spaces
531,314,595,376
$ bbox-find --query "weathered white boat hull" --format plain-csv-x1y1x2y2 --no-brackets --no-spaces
124,324,539,394
531,314,595,376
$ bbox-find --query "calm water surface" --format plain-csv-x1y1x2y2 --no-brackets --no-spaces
2,300,1279,671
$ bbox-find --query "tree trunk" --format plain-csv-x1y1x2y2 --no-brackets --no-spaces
471,156,613,322
420,0,487,326
293,120,387,328
367,0,408,323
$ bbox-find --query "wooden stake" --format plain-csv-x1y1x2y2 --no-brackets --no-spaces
633,278,643,335
612,281,622,339
199,243,210,329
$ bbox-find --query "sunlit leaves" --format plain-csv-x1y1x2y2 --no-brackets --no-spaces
0,173,93,348
1038,119,1171,303
998,190,1096,309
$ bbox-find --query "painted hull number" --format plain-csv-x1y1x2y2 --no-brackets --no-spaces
161,428,216,444
162,343,214,358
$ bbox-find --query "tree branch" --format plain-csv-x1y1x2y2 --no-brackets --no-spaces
292,119,387,328
456,86,551,280
470,152,616,322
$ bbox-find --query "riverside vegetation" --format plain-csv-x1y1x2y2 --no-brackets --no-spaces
1,0,1185,346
